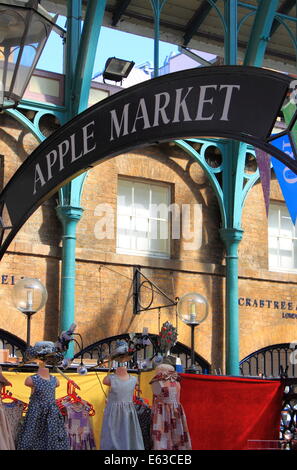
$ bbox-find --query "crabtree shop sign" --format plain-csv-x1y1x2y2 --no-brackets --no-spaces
0,65,296,259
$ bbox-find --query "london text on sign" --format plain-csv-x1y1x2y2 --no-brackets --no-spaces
0,65,296,260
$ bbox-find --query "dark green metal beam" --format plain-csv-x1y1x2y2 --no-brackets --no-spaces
112,0,132,26
271,0,296,35
183,0,219,46
244,0,279,67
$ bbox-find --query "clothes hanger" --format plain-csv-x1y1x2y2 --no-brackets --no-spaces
56,379,95,417
1,386,28,412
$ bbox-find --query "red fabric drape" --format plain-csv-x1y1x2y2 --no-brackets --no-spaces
180,374,284,450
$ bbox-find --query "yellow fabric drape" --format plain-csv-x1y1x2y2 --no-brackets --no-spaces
3,370,156,450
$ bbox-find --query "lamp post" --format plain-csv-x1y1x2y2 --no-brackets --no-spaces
177,292,208,374
12,277,48,346
0,0,63,109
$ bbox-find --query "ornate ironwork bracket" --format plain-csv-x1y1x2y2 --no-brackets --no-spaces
133,266,178,315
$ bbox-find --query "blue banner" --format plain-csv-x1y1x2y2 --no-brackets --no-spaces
271,135,297,225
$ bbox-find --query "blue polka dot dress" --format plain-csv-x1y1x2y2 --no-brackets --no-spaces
17,374,70,450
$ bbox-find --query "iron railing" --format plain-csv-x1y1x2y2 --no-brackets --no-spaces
0,328,26,359
73,333,211,374
240,343,296,378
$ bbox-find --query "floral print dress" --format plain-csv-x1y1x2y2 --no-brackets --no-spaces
150,371,192,450
17,374,69,450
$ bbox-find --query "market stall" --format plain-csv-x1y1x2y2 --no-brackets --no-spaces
0,369,284,450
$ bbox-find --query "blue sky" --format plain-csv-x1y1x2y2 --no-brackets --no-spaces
37,17,179,75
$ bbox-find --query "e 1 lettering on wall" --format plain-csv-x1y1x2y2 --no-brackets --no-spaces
1,275,15,285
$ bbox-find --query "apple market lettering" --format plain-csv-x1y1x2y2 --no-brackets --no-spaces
109,84,240,141
1,66,293,264
32,84,240,196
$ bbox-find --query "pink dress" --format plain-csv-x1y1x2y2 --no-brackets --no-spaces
150,371,191,451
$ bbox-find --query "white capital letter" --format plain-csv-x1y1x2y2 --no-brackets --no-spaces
219,84,240,121
173,87,193,123
131,98,151,133
58,139,70,171
153,92,170,127
195,85,217,120
110,104,130,141
46,150,57,181
33,163,46,195
82,121,96,155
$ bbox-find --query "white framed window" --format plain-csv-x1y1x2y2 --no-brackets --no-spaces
116,178,171,258
268,203,297,272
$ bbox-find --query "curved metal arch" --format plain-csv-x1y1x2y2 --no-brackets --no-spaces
0,328,26,357
237,10,257,34
175,138,260,229
208,0,227,33
240,342,296,378
273,15,297,59
5,108,45,143
174,138,227,227
0,65,294,261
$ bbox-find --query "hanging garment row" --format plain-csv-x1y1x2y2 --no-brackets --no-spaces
0,360,192,451
0,366,96,451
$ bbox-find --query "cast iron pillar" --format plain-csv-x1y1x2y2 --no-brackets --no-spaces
56,205,84,357
57,0,106,353
219,227,243,376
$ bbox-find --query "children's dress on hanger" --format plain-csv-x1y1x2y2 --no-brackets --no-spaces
150,370,192,450
100,374,144,450
0,399,15,450
16,375,70,450
3,401,24,445
63,401,96,450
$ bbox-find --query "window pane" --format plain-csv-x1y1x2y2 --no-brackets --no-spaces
279,237,292,251
134,183,150,216
280,215,293,237
279,237,293,268
151,185,169,206
117,178,170,258
268,207,279,236
268,204,297,271
117,215,132,249
280,254,293,269
118,180,132,215
134,216,149,233
294,240,297,269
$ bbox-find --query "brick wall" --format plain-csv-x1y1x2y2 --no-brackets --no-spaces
0,114,297,373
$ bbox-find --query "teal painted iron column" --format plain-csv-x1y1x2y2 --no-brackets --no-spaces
57,0,106,356
56,206,84,335
150,0,167,77
222,0,242,376
243,0,279,67
219,228,243,375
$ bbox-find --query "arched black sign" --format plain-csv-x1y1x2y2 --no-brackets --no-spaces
0,65,296,259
